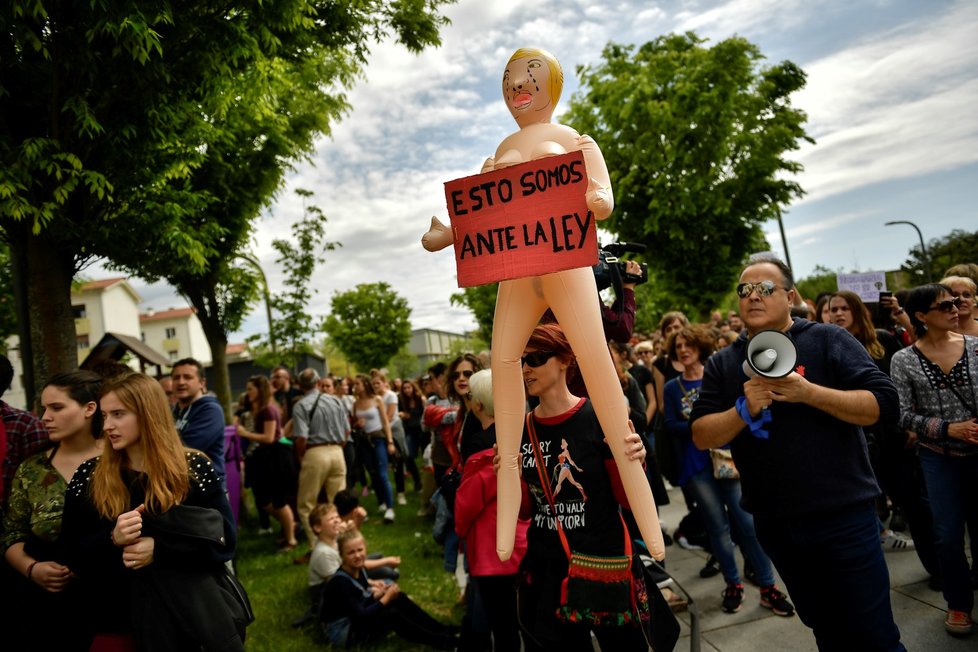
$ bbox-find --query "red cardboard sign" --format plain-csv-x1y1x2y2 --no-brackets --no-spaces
445,150,598,288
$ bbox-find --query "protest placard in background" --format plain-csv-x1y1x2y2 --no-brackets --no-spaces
445,151,597,287
837,271,888,302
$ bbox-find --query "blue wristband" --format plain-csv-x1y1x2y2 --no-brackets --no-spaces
735,396,772,440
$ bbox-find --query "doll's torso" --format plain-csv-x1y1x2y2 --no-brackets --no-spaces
493,122,579,169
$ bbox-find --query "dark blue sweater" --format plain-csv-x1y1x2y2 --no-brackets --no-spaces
690,319,899,519
173,394,227,483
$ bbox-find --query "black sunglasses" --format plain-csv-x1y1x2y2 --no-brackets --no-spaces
926,297,962,313
521,350,558,368
450,369,475,381
735,280,783,298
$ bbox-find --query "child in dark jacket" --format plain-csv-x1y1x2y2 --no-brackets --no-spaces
320,529,458,649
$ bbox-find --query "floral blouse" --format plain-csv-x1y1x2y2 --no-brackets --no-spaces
1,449,69,555
891,334,978,457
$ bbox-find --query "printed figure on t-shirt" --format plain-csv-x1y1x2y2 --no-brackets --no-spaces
551,440,586,501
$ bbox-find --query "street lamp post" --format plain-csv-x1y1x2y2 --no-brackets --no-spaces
235,252,276,354
775,208,794,278
884,220,930,281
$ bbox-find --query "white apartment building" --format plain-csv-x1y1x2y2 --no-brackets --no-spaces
71,277,142,366
140,307,211,365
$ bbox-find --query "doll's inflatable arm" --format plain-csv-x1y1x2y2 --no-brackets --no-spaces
422,216,454,252
577,134,614,220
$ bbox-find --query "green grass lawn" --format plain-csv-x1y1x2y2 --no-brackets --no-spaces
235,488,463,651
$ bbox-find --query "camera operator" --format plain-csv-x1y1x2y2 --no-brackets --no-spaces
542,247,646,398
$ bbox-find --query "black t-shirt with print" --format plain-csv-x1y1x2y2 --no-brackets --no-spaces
521,399,625,561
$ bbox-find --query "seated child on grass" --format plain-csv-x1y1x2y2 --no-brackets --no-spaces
320,529,459,650
308,503,344,610
333,489,401,581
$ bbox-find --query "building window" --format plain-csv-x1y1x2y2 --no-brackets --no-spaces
72,305,87,319
165,327,177,338
76,335,90,351
168,350,179,361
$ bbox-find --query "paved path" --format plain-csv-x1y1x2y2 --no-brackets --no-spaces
654,486,974,652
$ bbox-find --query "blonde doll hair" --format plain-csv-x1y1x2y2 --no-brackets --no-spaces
507,47,563,106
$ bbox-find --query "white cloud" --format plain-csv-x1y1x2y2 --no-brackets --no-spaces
792,1,978,202
674,0,811,36
111,0,977,340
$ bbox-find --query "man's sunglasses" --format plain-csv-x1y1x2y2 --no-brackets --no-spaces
926,297,962,313
735,280,784,298
450,369,475,381
521,350,558,368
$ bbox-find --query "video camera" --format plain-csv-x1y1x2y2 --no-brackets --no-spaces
593,242,649,291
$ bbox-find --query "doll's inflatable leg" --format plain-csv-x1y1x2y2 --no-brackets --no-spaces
546,269,666,560
491,278,547,561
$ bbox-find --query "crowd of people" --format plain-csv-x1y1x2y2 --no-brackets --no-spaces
0,257,976,650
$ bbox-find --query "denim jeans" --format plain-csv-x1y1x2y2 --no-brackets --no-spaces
370,436,394,509
917,447,978,613
754,502,905,651
688,466,776,587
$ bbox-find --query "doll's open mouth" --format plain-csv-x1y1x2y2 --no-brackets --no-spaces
513,93,532,109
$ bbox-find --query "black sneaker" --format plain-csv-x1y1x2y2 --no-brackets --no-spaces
699,555,720,578
760,586,795,617
721,583,745,613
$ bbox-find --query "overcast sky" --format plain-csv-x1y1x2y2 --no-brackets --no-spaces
123,0,977,342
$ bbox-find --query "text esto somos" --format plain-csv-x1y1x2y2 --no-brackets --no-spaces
450,158,585,216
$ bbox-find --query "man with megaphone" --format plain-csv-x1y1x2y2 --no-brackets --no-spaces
690,253,906,652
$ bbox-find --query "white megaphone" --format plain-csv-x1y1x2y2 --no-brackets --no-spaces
742,330,797,378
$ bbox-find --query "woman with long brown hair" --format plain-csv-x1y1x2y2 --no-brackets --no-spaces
237,373,297,550
61,372,240,650
828,291,899,367
398,378,426,475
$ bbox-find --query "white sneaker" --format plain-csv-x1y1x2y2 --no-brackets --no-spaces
397,492,407,506
383,508,395,524
881,529,914,551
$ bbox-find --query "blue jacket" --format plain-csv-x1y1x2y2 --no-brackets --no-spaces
174,395,227,484
690,319,898,519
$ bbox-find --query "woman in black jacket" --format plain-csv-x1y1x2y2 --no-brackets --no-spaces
61,372,243,651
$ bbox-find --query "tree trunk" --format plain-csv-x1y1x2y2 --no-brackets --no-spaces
192,292,232,425
20,230,77,404
205,329,232,425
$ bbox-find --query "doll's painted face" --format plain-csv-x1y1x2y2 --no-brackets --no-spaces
503,56,554,126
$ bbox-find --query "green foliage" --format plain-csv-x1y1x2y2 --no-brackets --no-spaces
388,345,423,380
565,33,811,319
795,264,843,303
900,228,978,284
250,190,339,370
0,241,16,352
449,283,497,342
324,283,412,371
0,0,452,395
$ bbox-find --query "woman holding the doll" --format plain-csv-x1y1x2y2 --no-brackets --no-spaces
513,323,649,650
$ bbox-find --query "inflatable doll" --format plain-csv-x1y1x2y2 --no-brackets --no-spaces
423,48,665,562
